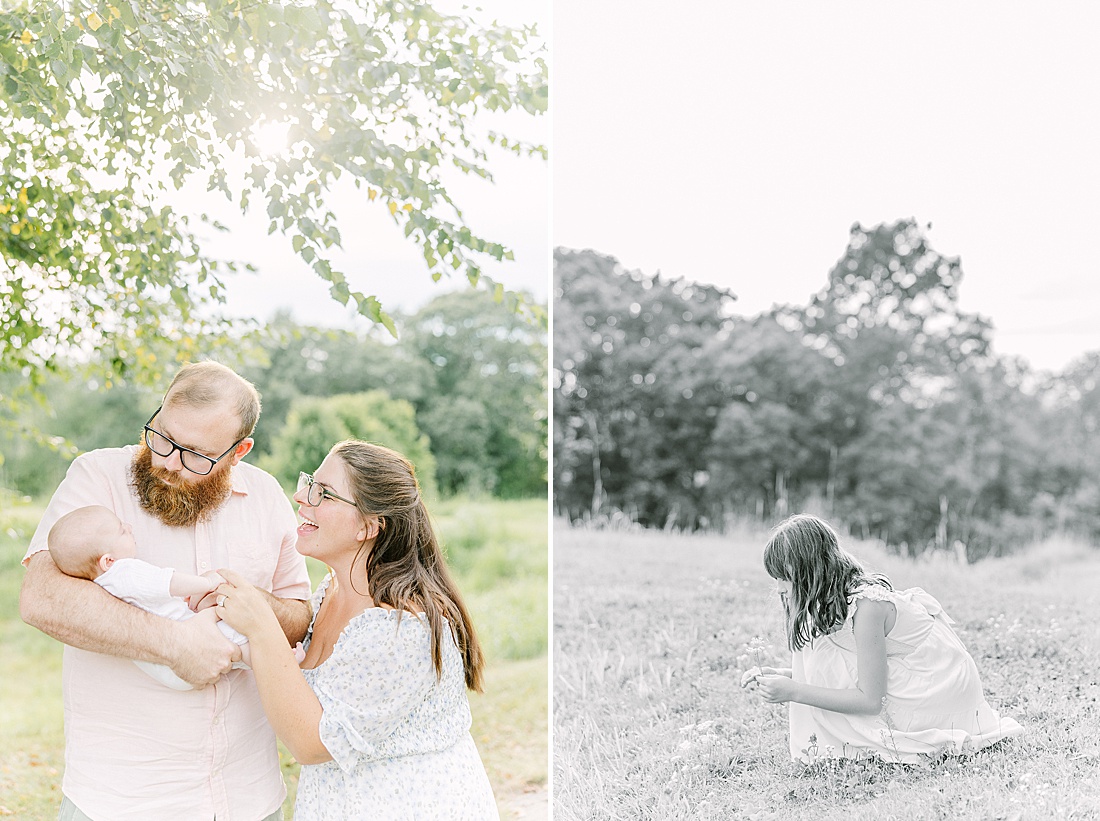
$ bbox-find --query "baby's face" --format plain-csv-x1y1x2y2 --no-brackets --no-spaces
101,515,138,559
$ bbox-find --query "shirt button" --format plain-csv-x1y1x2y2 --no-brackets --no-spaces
201,562,208,569
212,717,219,725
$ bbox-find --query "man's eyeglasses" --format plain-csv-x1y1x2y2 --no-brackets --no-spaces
297,472,357,508
143,407,245,476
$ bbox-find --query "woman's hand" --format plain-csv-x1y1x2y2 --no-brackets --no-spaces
214,569,279,638
755,674,800,704
190,571,227,612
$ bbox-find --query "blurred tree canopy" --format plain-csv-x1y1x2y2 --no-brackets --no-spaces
404,289,547,497
243,288,547,497
0,0,547,433
0,288,547,500
554,221,1100,558
553,249,735,526
261,390,438,498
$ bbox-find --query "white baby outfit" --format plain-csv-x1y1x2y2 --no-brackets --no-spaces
95,557,248,690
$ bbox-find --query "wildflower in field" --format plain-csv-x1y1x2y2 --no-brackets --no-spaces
800,732,819,761
746,635,770,668
738,636,774,686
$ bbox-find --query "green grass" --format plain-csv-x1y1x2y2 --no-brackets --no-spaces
0,499,64,820
0,494,547,820
553,519,1100,820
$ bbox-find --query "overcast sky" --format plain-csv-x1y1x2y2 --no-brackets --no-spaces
553,1,1100,373
167,0,549,329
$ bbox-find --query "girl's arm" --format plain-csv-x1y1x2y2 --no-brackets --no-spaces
740,666,792,688
757,600,891,716
215,570,333,765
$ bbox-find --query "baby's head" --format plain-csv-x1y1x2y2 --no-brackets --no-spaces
48,505,137,580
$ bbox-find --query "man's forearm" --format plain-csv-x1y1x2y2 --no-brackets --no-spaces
20,552,177,665
259,590,311,645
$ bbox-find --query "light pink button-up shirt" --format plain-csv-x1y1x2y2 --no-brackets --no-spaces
25,445,311,821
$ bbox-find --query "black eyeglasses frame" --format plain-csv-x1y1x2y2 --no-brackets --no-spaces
142,406,246,476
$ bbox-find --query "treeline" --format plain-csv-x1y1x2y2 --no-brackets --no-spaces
554,220,1100,559
1,289,547,501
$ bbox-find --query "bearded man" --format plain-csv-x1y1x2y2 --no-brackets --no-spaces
20,361,311,821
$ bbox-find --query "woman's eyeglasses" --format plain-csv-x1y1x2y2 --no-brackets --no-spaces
297,472,356,507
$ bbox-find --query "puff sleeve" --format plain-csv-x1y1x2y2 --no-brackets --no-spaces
313,612,438,773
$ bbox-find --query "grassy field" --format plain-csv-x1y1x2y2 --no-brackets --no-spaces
554,519,1100,820
0,494,547,820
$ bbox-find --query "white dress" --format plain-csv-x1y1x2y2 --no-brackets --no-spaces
294,575,498,820
788,585,1024,764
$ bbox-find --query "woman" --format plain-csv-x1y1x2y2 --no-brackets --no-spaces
214,440,497,820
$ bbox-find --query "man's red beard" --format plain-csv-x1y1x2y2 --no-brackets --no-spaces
129,443,234,527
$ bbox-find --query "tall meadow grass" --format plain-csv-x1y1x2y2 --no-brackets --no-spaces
554,519,1100,820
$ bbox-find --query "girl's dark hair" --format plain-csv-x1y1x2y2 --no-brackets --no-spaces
333,440,484,691
763,514,891,651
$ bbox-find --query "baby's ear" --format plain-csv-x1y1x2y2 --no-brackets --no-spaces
99,554,115,573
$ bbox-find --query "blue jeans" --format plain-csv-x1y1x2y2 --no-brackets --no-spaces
59,795,284,821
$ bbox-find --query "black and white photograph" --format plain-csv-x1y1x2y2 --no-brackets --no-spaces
554,2,1100,819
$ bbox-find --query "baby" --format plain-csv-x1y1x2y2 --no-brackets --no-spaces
47,505,256,690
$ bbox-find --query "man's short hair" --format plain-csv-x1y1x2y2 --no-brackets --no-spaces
163,362,261,441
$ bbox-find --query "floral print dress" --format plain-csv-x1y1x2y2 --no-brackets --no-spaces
788,585,1024,764
294,575,498,820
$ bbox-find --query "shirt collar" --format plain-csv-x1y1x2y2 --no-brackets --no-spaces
230,466,249,496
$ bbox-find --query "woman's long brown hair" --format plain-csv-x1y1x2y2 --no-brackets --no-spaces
333,440,485,691
763,514,891,652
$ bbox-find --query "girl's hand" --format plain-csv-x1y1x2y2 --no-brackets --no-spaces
740,666,762,688
756,674,800,704
741,666,785,688
214,569,278,638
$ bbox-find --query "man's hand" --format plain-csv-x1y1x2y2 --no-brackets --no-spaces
165,612,242,688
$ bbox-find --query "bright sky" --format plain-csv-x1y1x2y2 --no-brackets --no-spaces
554,1,1100,373
168,0,549,329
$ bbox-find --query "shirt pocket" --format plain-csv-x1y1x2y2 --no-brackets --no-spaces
224,541,277,589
